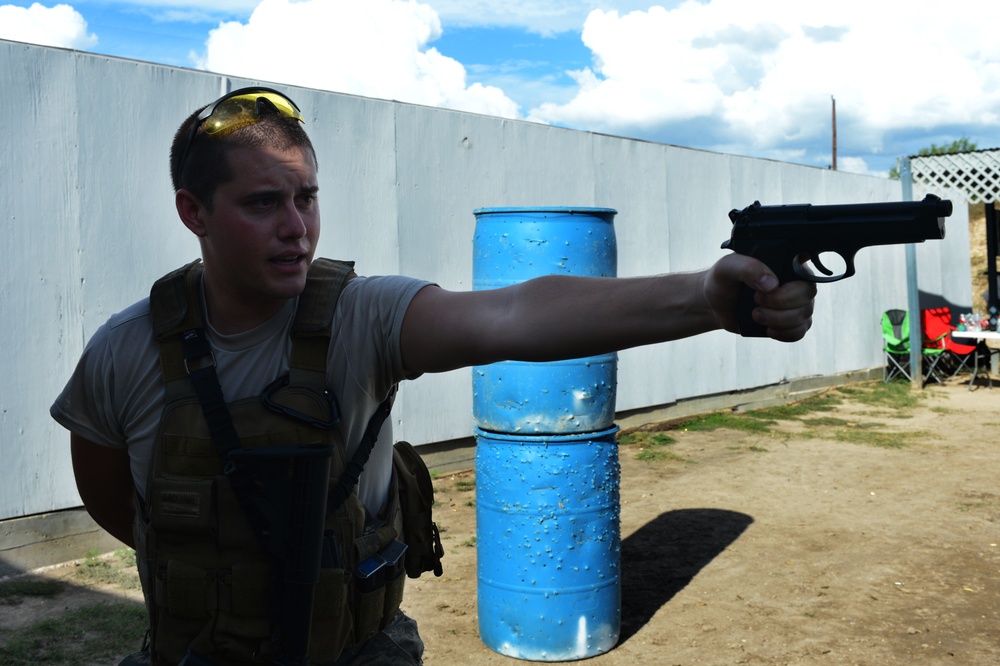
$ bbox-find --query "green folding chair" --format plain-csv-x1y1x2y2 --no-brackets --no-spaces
881,309,911,382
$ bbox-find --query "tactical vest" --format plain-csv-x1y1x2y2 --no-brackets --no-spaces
135,258,406,665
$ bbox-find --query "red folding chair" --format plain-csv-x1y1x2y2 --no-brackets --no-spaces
918,308,949,384
922,307,977,378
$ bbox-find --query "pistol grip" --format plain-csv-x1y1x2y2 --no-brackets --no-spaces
737,283,767,338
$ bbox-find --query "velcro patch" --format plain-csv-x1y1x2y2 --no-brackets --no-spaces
159,491,202,517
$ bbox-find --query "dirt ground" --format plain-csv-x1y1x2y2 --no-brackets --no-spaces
2,378,998,666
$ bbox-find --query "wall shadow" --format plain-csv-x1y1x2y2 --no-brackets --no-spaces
918,290,973,320
619,508,753,643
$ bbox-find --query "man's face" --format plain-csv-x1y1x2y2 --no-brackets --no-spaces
187,143,320,329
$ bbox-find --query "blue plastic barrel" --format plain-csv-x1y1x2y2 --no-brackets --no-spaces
475,426,621,661
472,207,618,434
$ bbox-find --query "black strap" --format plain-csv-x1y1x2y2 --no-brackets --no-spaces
180,328,242,455
327,387,396,514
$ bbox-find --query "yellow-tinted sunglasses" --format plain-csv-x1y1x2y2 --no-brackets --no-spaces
177,87,304,175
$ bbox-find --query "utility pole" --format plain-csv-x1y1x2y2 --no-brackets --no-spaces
831,95,837,171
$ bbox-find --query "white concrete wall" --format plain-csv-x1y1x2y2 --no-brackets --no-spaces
0,40,972,520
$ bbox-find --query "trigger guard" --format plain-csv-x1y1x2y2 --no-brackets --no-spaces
793,253,852,284
809,254,834,277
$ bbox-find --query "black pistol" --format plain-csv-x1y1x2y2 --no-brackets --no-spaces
722,193,951,337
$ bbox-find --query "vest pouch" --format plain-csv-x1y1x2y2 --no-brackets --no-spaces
153,560,270,664
352,566,405,645
307,566,354,663
151,559,213,664
211,563,271,662
148,478,214,535
161,560,209,620
392,440,444,578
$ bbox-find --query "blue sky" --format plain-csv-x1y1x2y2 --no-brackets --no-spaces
3,0,1000,177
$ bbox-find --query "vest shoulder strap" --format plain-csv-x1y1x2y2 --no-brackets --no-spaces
149,258,357,383
150,259,205,383
293,258,357,335
150,259,205,338
290,259,357,376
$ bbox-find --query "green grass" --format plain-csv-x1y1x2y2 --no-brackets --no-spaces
836,381,925,410
453,479,475,492
635,448,688,462
618,381,931,453
0,601,147,665
799,419,929,449
800,416,853,428
73,548,141,591
831,427,927,449
957,493,999,512
619,432,676,447
746,393,843,420
0,579,64,602
681,412,775,434
619,431,689,463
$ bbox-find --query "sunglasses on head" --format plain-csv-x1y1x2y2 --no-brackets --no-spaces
176,86,304,177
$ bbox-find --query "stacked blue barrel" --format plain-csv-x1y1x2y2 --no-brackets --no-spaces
472,207,621,661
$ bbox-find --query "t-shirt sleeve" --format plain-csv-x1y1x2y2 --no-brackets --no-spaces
50,321,128,449
332,275,431,399
50,300,160,451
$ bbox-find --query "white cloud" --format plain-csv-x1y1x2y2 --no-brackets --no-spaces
526,1,1000,174
108,0,259,13
837,156,883,178
423,0,684,35
194,0,519,118
109,0,678,34
0,3,97,49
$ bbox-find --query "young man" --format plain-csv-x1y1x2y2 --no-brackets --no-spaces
51,87,816,665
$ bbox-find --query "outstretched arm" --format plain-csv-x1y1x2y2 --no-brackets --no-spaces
401,253,816,375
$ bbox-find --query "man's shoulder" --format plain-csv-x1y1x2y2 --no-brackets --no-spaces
341,273,430,295
85,298,155,356
105,298,153,332
338,273,430,313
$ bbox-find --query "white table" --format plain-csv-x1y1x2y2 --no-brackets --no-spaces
950,331,1000,389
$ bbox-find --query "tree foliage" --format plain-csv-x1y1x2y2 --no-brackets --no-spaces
888,137,978,179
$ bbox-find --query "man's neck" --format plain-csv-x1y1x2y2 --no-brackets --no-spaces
201,278,291,336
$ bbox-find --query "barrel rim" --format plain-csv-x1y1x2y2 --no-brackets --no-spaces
473,425,620,441
473,206,618,216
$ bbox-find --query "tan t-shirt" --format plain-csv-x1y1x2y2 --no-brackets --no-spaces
50,272,430,514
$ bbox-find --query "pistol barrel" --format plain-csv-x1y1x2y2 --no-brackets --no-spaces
727,194,949,246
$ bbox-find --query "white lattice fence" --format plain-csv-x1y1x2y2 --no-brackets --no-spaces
911,148,1000,204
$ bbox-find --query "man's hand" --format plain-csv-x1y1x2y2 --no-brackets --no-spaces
704,253,817,342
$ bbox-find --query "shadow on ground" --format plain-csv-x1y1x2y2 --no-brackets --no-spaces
620,508,753,643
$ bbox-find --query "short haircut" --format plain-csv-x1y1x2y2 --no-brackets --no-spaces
169,105,317,209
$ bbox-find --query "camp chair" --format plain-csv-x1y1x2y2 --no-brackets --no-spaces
882,309,911,382
918,310,949,385
881,309,948,385
922,307,977,379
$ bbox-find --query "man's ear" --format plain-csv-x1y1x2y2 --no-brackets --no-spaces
176,189,208,237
